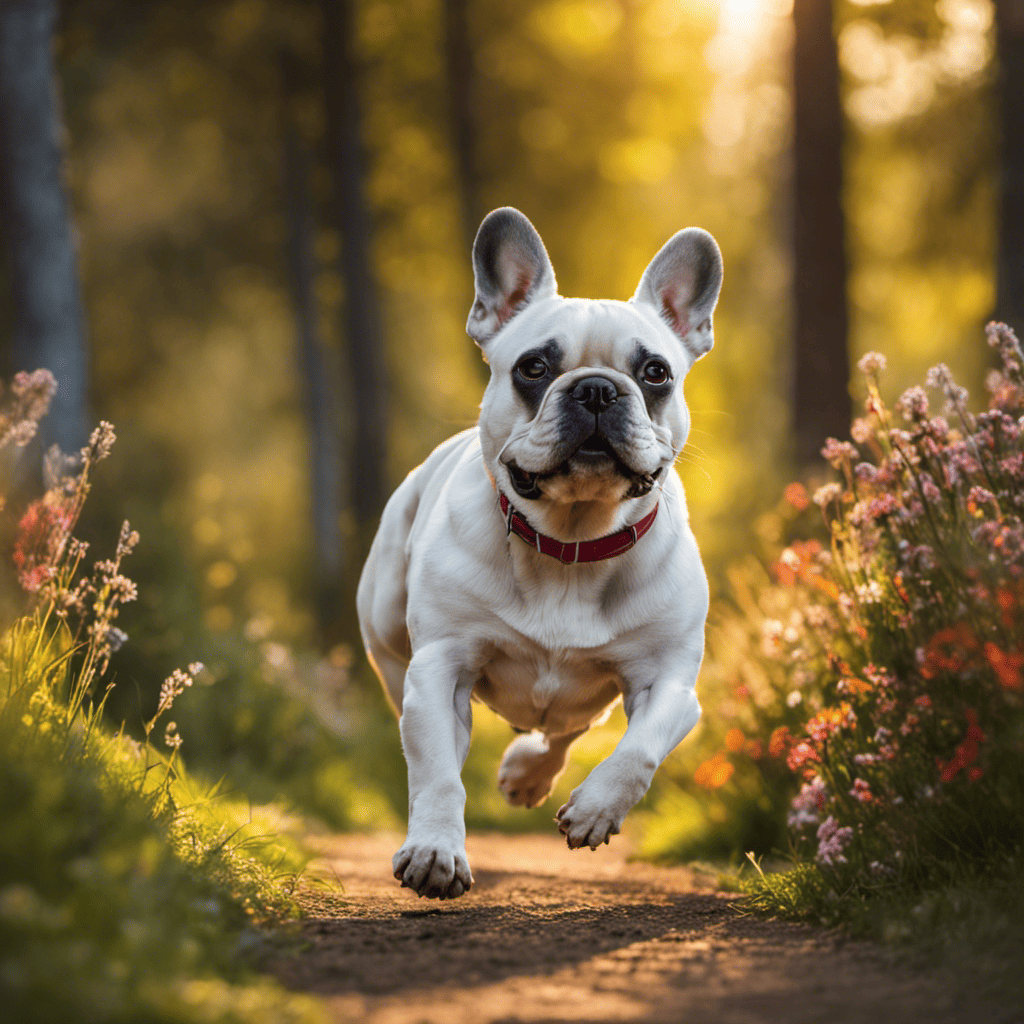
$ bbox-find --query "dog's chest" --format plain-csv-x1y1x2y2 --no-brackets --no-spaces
473,647,620,734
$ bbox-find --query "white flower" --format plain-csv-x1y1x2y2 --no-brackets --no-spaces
858,352,887,375
813,483,843,508
855,580,885,604
780,547,801,570
786,690,803,708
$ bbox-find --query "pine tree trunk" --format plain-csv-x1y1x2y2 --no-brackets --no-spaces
791,0,850,464
996,0,1024,331
0,0,89,453
281,50,342,641
320,0,388,545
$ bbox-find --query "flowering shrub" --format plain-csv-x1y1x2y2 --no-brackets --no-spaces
654,324,1024,903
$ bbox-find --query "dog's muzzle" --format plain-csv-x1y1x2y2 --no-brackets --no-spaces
503,376,662,500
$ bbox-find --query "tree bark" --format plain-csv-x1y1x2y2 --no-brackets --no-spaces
996,0,1024,331
791,0,850,464
320,0,388,543
0,0,89,453
281,50,342,640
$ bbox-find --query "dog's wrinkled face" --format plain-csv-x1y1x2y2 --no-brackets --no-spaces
468,209,723,510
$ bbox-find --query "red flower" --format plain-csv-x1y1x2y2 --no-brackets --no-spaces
12,499,71,593
938,708,985,782
920,622,978,679
983,642,1024,691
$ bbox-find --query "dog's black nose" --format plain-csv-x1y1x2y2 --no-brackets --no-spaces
570,376,618,415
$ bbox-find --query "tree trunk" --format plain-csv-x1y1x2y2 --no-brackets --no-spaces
320,0,388,546
0,0,89,453
791,0,850,464
280,50,342,641
996,0,1024,331
442,0,480,254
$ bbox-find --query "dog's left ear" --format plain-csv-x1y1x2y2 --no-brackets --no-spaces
467,207,557,346
631,228,723,360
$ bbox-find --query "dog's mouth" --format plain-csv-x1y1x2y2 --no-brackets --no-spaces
505,436,663,501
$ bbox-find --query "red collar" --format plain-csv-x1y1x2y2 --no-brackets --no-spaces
498,492,659,564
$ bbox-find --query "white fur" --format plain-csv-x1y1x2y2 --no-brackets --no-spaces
357,209,721,899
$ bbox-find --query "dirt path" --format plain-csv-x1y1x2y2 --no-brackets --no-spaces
266,832,1007,1024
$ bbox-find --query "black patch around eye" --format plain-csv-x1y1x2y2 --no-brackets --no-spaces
512,339,563,415
630,341,673,416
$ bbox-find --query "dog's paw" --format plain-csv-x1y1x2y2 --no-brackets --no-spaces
497,732,568,808
554,768,645,850
555,794,621,850
392,840,473,899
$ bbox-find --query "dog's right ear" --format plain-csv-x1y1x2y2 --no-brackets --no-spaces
467,208,557,346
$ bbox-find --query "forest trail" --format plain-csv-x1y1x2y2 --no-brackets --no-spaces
266,832,998,1024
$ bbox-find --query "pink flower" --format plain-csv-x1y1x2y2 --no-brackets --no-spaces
849,778,873,803
816,816,854,866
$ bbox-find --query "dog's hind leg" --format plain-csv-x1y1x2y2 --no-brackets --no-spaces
498,728,587,808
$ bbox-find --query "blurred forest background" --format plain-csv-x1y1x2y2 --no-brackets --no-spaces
0,0,1019,839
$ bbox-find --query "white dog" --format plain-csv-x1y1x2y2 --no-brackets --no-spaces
357,208,722,899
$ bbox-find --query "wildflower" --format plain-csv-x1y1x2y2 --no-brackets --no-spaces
854,462,878,485
849,778,873,803
805,703,855,744
821,438,858,469
783,482,810,511
779,547,801,571
769,726,792,758
12,499,72,592
896,385,929,421
788,778,827,829
693,751,734,789
937,708,985,782
858,352,887,376
82,421,116,462
106,628,128,653
786,690,803,708
724,728,746,753
814,482,843,509
983,642,1024,690
919,622,978,679
855,581,884,604
900,714,919,736
115,520,140,558
815,816,854,866
188,662,205,677
761,619,783,656
155,668,193,717
787,741,819,771
926,363,969,411
850,418,874,444
164,722,183,750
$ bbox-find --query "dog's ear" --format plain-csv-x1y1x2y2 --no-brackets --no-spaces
467,208,557,346
631,228,723,360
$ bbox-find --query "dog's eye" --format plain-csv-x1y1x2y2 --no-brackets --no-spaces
517,357,548,381
641,360,671,386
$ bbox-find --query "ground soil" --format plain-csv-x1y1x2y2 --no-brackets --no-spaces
266,832,1015,1024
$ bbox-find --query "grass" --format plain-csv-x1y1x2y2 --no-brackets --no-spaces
0,611,327,1024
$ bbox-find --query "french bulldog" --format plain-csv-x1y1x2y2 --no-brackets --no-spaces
357,207,722,899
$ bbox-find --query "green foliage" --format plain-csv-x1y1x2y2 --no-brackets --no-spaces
0,610,325,1024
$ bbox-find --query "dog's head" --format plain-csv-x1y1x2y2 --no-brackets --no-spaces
469,208,722,533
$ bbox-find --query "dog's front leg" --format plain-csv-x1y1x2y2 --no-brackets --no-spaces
393,640,476,899
556,648,703,850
